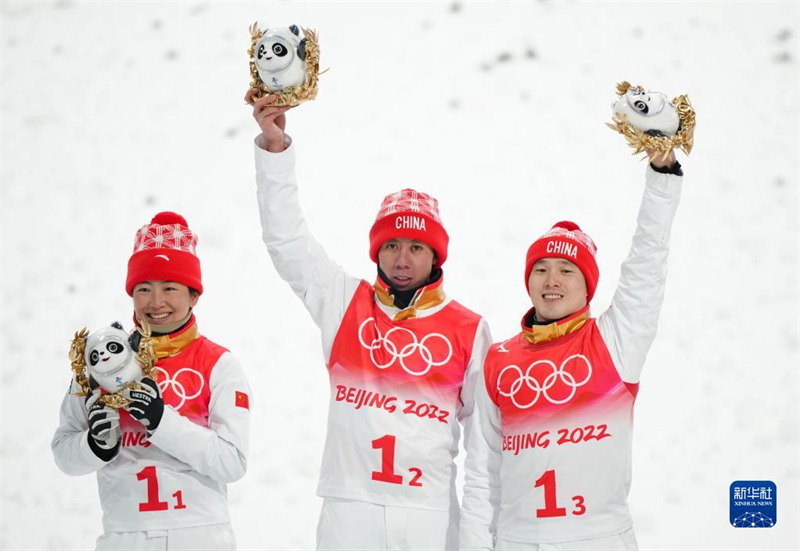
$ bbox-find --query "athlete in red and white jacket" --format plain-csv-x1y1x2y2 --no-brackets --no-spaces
247,91,492,550
52,212,252,551
467,151,683,550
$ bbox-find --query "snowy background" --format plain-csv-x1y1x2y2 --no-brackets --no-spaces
1,1,798,550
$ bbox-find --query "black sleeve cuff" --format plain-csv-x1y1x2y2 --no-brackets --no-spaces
87,432,121,462
650,159,683,176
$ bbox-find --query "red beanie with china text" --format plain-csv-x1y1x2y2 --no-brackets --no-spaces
524,221,599,302
126,212,203,296
369,188,449,266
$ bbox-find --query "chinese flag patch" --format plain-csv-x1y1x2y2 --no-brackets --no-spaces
235,391,250,410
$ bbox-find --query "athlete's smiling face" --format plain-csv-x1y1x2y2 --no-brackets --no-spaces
378,238,436,291
133,280,199,326
528,258,587,323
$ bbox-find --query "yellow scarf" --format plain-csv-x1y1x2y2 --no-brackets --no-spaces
147,316,199,359
373,278,446,321
521,306,590,345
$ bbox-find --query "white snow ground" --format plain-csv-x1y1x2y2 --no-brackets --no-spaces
1,1,798,550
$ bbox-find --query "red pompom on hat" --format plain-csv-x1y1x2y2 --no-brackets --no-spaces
524,221,599,302
125,211,203,296
369,188,449,266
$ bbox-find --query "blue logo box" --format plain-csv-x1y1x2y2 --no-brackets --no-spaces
730,480,777,528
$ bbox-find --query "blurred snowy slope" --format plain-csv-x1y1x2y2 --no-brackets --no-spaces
1,2,798,550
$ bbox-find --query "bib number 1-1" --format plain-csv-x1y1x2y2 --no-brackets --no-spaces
137,465,187,512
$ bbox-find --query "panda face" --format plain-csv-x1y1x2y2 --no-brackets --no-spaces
624,89,667,117
255,36,295,72
611,86,679,136
86,335,131,375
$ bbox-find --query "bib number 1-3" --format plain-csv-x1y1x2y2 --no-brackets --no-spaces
534,469,585,518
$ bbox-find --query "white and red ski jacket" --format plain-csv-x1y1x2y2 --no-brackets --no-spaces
52,319,252,533
254,138,492,521
468,166,682,547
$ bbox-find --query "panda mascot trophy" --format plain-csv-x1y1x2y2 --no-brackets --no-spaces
248,23,321,106
607,81,695,161
68,320,157,408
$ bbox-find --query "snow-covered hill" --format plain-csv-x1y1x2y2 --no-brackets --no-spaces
2,2,798,549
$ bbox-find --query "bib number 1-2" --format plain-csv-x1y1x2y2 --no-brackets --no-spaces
371,434,423,487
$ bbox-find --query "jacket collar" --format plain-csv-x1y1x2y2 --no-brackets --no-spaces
521,305,590,345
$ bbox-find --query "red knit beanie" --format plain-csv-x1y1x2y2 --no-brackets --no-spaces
369,189,449,266
524,221,599,302
126,212,203,296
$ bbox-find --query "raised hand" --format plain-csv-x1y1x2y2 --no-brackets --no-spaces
646,147,677,169
245,89,292,153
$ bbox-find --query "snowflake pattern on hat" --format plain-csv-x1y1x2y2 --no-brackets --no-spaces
541,226,597,256
375,189,442,223
133,223,197,255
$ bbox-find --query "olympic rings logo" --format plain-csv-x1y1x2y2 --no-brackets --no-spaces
358,317,453,376
497,354,592,409
155,366,205,410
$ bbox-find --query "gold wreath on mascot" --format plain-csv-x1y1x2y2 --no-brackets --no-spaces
248,22,321,106
68,320,157,409
607,81,695,162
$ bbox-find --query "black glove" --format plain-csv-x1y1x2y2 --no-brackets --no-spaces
85,388,121,461
123,377,164,436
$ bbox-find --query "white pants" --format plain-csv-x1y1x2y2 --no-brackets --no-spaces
495,528,638,551
95,523,236,550
317,497,459,550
